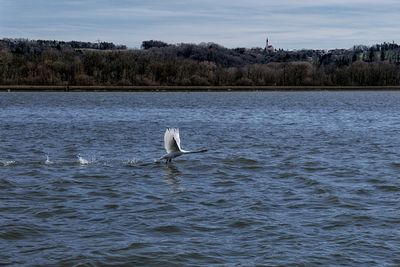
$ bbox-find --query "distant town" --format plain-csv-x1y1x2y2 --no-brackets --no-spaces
1,38,400,88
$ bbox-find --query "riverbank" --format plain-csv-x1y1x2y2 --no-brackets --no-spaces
2,85,400,92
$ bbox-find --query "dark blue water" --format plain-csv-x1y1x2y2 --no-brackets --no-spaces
1,92,400,266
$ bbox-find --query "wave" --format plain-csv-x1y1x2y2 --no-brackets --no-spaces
0,178,15,189
221,155,264,172
222,155,260,165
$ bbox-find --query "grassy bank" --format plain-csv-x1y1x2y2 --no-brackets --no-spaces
2,85,400,92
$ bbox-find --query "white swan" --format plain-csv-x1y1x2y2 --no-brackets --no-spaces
158,128,207,163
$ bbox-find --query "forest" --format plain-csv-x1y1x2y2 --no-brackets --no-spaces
1,38,400,87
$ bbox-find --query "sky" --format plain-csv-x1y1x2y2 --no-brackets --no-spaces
0,0,399,50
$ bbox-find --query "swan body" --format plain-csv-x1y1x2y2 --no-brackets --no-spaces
158,128,207,163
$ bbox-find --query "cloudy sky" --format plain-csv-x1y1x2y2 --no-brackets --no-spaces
0,0,399,49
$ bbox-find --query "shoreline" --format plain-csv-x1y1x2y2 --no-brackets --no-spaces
1,85,400,92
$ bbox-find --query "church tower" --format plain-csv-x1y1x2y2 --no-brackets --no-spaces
265,37,274,52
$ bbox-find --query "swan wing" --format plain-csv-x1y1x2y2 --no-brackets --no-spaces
164,128,182,153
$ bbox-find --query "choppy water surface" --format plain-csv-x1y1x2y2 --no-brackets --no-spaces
1,91,400,266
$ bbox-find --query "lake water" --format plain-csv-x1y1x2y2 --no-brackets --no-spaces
1,91,399,266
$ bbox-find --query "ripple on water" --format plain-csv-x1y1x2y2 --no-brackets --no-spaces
0,223,45,240
294,175,320,187
0,178,16,189
302,160,328,172
34,206,81,219
211,179,237,187
374,184,400,192
199,198,227,207
366,178,382,184
137,203,178,214
366,177,400,192
190,224,223,233
59,258,99,267
222,155,261,168
247,200,271,212
228,218,258,229
110,242,150,253
72,174,111,180
389,162,400,169
88,188,121,198
278,171,299,179
2,92,400,266
354,188,372,196
103,204,119,210
322,213,381,231
152,225,182,234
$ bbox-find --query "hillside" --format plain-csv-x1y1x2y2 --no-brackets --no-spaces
1,38,400,87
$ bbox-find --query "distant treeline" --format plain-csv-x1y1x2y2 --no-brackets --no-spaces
1,38,400,86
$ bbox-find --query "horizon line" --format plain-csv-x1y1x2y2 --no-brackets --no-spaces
2,36,399,51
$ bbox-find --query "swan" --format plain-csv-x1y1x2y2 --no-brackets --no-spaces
158,128,207,163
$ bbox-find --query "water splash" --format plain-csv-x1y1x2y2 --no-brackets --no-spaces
126,158,155,167
126,158,139,166
44,155,53,165
0,160,16,167
77,155,90,165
